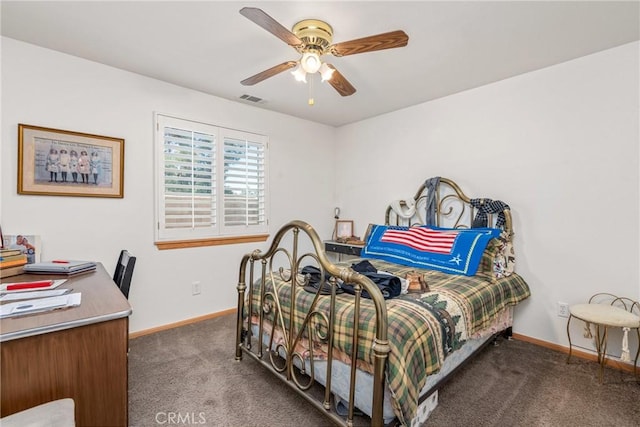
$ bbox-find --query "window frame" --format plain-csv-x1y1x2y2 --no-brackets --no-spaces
154,113,269,249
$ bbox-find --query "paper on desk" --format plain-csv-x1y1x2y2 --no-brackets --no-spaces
0,279,67,293
0,288,72,302
0,293,81,318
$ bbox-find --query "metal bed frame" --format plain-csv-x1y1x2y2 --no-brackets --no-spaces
235,177,514,426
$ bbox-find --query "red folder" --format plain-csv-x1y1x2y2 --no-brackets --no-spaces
5,280,54,291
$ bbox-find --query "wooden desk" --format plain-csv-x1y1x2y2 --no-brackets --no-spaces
1,264,132,426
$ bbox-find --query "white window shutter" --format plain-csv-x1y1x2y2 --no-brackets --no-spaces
155,114,268,242
156,115,218,240
220,129,268,234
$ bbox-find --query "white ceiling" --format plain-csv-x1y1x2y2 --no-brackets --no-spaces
2,1,639,127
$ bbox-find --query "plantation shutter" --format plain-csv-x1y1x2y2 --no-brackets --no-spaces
155,114,268,243
221,130,267,233
158,116,217,239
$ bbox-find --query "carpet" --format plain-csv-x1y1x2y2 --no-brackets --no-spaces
128,314,639,426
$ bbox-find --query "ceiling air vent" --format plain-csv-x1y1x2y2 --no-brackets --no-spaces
239,94,264,103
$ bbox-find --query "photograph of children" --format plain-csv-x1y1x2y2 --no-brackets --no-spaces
33,137,113,187
18,124,124,198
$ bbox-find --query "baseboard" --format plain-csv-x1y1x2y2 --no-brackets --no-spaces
512,333,638,374
129,308,237,339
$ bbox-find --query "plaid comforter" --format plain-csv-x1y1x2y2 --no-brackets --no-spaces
247,258,530,424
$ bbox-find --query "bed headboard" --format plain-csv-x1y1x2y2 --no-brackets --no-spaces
384,177,513,237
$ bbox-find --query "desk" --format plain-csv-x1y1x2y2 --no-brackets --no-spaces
1,264,132,426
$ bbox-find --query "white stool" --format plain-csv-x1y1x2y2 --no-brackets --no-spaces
566,294,640,383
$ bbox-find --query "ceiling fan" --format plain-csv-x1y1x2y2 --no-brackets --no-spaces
239,7,409,98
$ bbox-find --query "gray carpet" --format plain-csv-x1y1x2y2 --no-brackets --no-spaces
129,314,640,426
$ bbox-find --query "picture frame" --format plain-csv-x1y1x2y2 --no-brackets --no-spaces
336,220,354,239
3,234,42,264
18,124,124,198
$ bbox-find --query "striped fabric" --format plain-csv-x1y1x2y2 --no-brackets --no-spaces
248,258,530,423
381,227,459,254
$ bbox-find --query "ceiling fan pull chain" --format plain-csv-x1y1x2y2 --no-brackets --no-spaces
308,74,315,106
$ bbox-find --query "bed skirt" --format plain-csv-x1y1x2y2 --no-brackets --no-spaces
250,306,513,424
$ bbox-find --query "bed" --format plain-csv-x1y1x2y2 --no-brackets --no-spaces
235,177,530,426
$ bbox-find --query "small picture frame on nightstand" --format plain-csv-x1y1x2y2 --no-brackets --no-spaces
336,220,354,239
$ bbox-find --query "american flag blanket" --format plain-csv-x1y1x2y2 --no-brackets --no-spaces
362,225,502,276
246,258,530,424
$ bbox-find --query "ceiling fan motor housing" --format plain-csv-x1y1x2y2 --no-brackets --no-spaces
293,19,333,55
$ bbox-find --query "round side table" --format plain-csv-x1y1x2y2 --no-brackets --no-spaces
566,300,640,383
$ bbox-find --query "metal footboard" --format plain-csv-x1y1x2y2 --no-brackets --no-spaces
235,220,390,427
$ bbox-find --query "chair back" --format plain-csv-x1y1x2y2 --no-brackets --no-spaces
113,250,136,299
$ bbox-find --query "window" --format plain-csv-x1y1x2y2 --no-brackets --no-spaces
154,114,269,248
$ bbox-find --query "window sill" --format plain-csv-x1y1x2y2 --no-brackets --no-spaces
155,234,269,250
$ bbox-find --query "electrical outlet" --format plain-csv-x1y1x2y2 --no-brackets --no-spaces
557,302,569,318
192,281,201,295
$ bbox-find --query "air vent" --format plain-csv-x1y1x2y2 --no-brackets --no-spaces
239,94,264,103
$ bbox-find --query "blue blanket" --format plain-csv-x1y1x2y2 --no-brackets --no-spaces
361,225,501,276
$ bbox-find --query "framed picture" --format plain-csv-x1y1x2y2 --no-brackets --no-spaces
336,220,354,239
3,234,42,264
18,124,124,198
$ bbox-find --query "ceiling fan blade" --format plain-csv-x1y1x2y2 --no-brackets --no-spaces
325,64,356,97
329,30,409,57
241,61,298,86
240,7,303,47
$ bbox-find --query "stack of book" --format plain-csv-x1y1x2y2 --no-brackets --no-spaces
0,249,28,278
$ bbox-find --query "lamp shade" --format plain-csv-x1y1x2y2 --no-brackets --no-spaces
301,52,322,74
319,63,335,81
291,64,307,83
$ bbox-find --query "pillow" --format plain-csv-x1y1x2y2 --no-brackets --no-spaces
477,232,515,281
361,224,501,276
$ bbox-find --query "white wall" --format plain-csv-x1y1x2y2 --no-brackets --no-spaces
3,36,639,359
1,38,337,332
335,42,640,357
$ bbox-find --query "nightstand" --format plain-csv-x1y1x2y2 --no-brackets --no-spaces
324,240,363,261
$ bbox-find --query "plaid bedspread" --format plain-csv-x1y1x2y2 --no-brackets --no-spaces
247,258,530,424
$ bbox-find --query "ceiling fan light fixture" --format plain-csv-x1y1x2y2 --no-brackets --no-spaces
319,63,335,81
239,8,408,98
301,52,322,74
291,64,307,82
